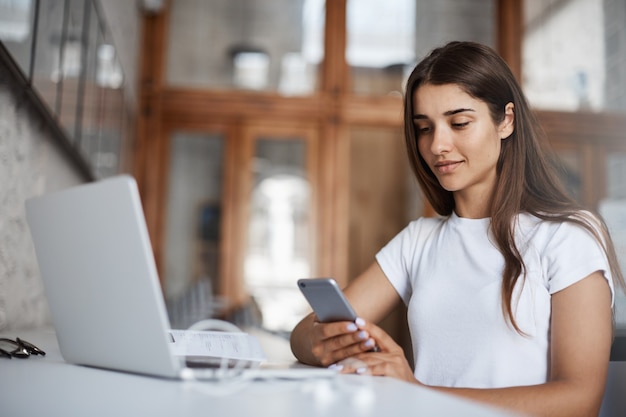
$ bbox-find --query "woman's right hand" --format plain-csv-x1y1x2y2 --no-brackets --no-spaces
290,262,401,367
307,316,377,367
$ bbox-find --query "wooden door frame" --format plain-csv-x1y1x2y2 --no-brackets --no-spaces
135,0,626,307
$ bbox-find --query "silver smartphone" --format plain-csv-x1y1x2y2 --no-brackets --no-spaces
297,278,358,323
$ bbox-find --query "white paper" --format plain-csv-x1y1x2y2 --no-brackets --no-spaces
168,330,266,362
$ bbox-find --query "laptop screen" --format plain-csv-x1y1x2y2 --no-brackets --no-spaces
26,175,182,378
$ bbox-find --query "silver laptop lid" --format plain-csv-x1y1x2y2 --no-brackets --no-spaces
25,175,182,378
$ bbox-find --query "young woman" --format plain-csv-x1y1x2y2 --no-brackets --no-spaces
290,41,625,417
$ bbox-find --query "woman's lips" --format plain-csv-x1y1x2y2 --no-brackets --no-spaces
434,160,462,174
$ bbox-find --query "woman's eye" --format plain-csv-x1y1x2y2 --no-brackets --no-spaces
452,121,470,128
416,125,431,134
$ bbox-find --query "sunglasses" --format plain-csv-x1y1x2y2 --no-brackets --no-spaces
0,337,46,359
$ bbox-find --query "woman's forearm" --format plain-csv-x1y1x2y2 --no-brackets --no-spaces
427,379,605,417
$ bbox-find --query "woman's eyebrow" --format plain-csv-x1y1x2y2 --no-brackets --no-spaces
443,108,475,116
413,108,476,120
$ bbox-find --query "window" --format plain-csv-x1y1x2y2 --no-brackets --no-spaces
166,0,324,96
347,0,495,96
522,0,626,112
1,0,132,180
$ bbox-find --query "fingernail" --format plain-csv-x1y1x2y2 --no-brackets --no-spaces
356,367,368,374
364,338,375,348
328,364,344,371
346,323,357,331
358,330,368,339
355,317,365,327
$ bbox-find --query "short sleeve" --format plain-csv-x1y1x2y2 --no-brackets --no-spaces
543,220,614,304
376,226,413,305
375,217,442,305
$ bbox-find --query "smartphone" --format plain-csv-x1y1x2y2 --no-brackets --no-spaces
297,278,358,323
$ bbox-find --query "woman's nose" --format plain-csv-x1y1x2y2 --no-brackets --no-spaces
430,127,452,155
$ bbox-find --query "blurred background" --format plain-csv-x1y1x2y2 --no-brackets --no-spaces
0,0,625,351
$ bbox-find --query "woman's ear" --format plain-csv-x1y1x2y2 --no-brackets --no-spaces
499,102,515,139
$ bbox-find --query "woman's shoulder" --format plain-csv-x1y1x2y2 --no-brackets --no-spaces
517,210,603,246
518,210,601,229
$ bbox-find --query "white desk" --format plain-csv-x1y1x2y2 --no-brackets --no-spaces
0,328,524,417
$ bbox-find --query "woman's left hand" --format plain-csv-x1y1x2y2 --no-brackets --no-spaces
333,319,419,384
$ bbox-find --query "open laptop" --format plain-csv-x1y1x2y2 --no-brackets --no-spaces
25,175,332,381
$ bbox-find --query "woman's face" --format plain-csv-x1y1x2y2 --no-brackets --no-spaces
412,83,514,207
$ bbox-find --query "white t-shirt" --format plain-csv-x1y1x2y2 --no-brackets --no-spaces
375,212,614,389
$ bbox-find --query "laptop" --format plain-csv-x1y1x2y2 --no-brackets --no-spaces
25,175,332,381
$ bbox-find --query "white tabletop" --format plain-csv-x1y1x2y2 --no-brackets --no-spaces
0,328,524,417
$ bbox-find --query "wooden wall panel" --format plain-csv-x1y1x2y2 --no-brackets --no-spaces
497,0,522,81
136,9,169,277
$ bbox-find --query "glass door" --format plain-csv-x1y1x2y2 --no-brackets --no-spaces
240,124,319,333
163,131,227,329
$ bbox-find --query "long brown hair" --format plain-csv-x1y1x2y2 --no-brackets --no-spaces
403,41,625,332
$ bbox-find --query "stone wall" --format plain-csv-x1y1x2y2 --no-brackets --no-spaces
0,60,85,330
0,0,140,331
